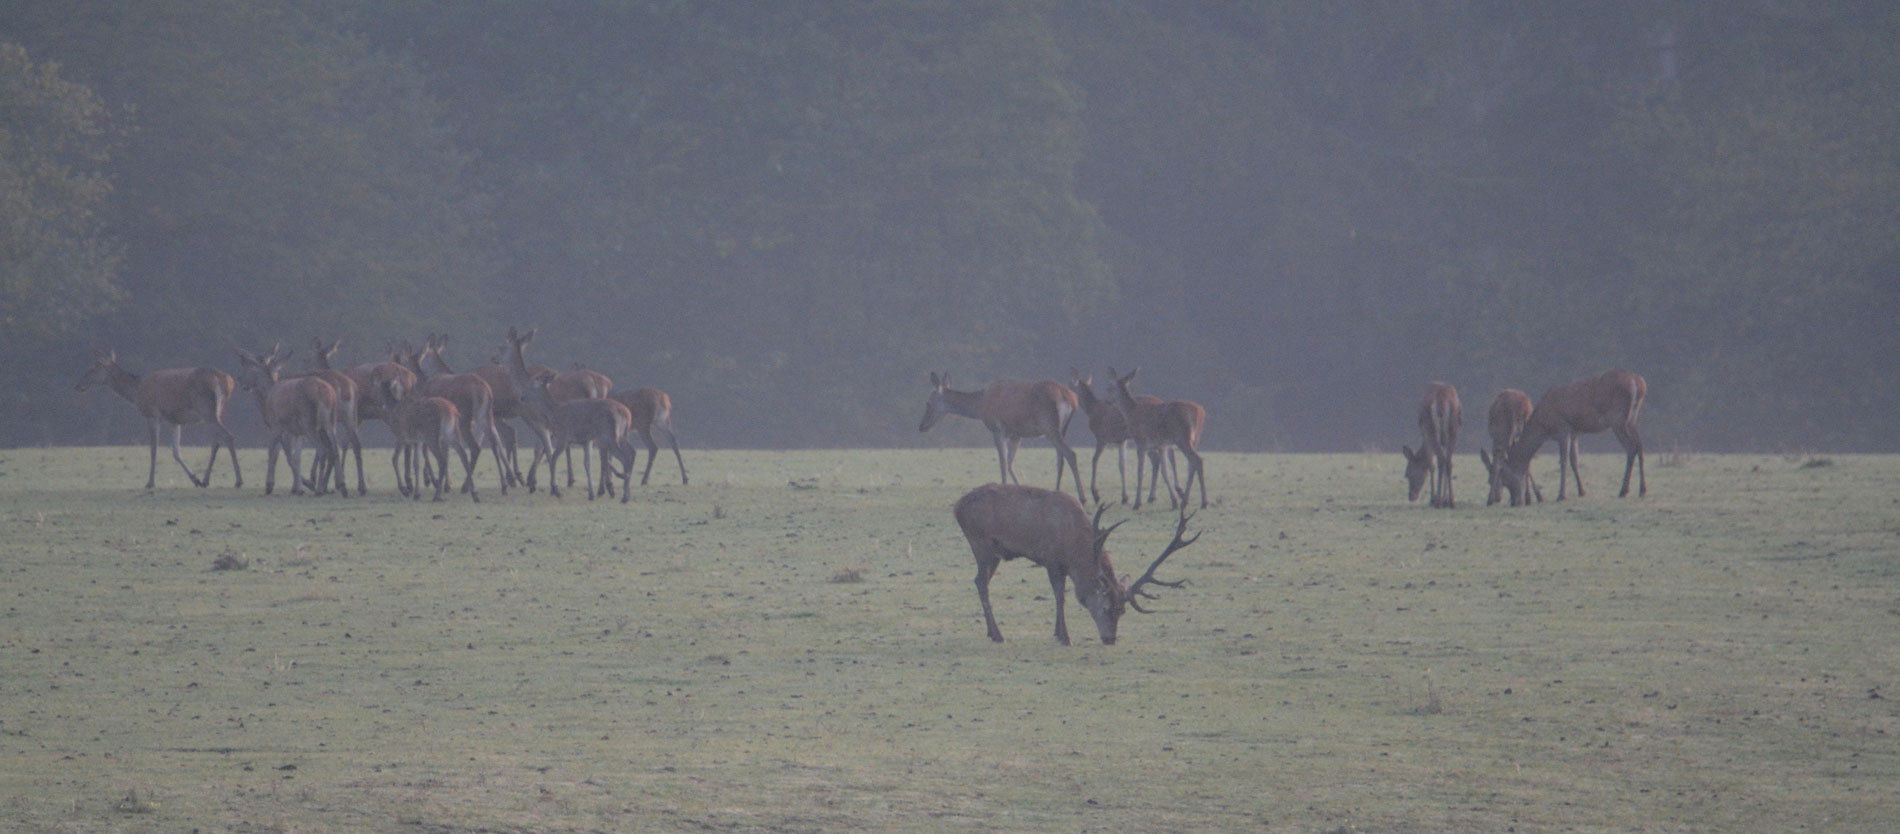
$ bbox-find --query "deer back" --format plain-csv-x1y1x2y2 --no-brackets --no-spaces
979,379,1074,437
954,484,1117,591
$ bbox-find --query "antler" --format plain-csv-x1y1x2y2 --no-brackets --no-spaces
1090,503,1127,552
1125,507,1198,613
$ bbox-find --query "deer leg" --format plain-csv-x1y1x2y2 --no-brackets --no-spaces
1566,435,1585,498
346,422,366,496
166,423,205,487
973,557,1005,643
1003,436,1023,484
144,422,162,489
616,441,634,503
430,441,450,502
581,441,598,500
1130,443,1148,510
1055,436,1083,503
215,420,242,489
1088,442,1106,505
1183,446,1207,509
565,435,578,488
664,424,687,486
1617,426,1645,497
1440,450,1454,509
1045,566,1071,646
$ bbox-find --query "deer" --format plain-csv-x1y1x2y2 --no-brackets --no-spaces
311,336,417,437
501,327,636,501
75,349,243,490
1480,389,1543,506
379,377,474,502
919,372,1084,503
286,346,366,495
1402,382,1462,509
1069,369,1162,505
1108,367,1207,510
506,353,614,490
401,335,512,495
605,385,688,489
953,483,1198,645
1496,369,1647,506
233,346,343,496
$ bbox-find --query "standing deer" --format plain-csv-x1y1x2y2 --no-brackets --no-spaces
1402,382,1462,509
501,327,636,501
75,349,243,490
311,337,417,440
606,386,688,488
1480,389,1543,506
401,335,512,494
233,346,342,496
954,483,1197,645
380,378,473,502
1068,369,1162,505
1496,369,1647,506
290,346,366,495
920,373,1084,502
1108,367,1207,510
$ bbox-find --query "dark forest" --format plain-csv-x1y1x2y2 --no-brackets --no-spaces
5,1,1895,451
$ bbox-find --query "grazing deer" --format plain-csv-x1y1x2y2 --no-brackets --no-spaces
1402,383,1462,509
401,335,512,494
1068,369,1162,506
1497,369,1647,506
501,327,635,501
1480,389,1543,506
954,483,1198,645
1108,367,1207,510
75,349,243,490
379,378,473,502
920,372,1084,502
606,386,688,488
233,346,342,496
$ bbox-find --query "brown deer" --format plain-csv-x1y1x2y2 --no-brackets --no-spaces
1402,382,1462,508
233,346,343,496
920,373,1084,502
1496,369,1647,506
289,347,366,495
501,327,636,501
311,337,417,436
606,386,688,488
1480,389,1543,506
954,483,1198,645
1068,369,1162,506
379,378,473,502
402,335,512,494
76,349,243,489
1108,367,1207,510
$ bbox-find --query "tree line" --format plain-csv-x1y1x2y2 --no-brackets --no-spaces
5,1,1895,451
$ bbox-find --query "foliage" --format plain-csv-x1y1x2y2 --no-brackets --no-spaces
3,1,1898,449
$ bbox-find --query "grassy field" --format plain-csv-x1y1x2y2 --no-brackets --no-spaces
0,445,1895,833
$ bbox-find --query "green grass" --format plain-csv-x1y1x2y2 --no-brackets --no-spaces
1,446,1896,833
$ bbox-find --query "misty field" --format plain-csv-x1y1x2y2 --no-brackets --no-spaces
1,446,1895,833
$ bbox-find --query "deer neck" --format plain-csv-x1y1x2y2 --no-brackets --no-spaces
102,362,143,405
938,387,985,420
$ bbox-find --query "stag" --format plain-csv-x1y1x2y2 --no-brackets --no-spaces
233,346,342,496
954,483,1196,645
1068,369,1162,505
921,372,1084,502
1402,382,1462,509
1480,389,1543,506
76,350,243,490
1496,369,1647,506
1108,367,1207,510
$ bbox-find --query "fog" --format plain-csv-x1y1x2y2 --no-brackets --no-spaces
5,2,1896,452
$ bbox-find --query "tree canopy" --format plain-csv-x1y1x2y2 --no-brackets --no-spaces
5,0,1896,450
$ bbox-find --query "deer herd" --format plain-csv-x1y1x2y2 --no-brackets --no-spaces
75,343,1646,645
78,332,687,505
